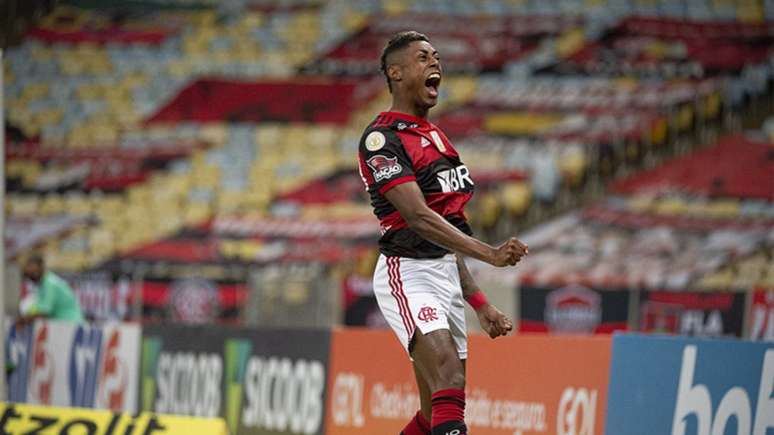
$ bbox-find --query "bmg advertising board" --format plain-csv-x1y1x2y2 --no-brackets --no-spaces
605,334,773,435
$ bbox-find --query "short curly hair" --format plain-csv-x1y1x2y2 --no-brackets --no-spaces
380,30,429,93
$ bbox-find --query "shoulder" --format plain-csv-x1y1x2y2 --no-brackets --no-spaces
44,272,69,289
359,124,406,154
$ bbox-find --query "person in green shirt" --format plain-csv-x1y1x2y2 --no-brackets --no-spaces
18,254,85,324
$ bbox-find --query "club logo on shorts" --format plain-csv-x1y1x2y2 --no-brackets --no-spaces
367,154,402,182
417,306,439,322
365,131,386,151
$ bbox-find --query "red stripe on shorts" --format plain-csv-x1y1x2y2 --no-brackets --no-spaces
388,256,414,338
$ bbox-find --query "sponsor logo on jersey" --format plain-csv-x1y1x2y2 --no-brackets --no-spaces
365,131,386,151
397,122,407,130
367,155,402,182
437,165,474,193
417,306,439,322
421,137,431,147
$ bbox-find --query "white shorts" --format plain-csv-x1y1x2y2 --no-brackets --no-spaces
373,253,468,360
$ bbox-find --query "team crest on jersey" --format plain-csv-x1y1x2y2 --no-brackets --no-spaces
365,131,386,151
367,154,402,182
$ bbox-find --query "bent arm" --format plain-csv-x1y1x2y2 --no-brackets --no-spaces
384,181,495,263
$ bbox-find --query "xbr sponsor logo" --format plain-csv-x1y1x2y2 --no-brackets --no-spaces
437,165,473,193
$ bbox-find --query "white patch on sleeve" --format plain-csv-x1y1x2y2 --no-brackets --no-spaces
365,131,386,151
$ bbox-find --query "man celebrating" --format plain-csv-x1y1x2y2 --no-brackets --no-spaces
18,254,84,324
357,31,528,435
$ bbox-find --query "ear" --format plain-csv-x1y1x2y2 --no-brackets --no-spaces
387,64,402,83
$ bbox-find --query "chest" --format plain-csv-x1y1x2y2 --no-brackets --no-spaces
399,129,474,194
400,128,461,168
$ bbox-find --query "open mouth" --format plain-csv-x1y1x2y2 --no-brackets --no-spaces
425,72,441,98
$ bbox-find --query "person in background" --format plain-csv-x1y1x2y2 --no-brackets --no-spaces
17,254,84,325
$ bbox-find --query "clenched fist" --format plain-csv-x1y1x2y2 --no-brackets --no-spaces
489,237,528,267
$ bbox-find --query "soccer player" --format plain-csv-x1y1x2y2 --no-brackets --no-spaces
357,31,528,435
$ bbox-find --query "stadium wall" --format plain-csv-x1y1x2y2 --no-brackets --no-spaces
3,321,773,435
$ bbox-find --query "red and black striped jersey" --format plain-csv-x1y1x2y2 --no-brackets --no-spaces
357,111,475,258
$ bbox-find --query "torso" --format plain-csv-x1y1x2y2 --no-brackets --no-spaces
358,111,475,258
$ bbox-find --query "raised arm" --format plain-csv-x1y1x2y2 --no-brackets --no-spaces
383,182,527,267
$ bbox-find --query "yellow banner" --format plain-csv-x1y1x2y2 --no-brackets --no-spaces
483,112,563,135
0,402,228,435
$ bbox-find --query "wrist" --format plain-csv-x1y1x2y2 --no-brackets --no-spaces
465,291,489,311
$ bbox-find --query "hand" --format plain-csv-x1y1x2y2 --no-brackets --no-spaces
476,304,513,339
489,237,528,267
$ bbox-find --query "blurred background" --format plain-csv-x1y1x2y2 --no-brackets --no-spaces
2,0,773,432
4,0,774,334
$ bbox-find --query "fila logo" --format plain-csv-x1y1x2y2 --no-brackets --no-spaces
421,137,431,147
417,306,439,322
437,165,474,193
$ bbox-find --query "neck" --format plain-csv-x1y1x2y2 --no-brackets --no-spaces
389,95,428,119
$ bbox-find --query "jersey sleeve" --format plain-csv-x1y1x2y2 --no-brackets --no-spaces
357,128,415,195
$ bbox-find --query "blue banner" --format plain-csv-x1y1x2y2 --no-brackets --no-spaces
605,333,774,435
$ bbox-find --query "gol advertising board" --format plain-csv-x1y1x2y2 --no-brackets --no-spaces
605,334,774,435
325,328,612,435
639,290,746,337
520,285,630,334
140,324,331,435
749,288,774,341
4,320,140,412
0,402,227,434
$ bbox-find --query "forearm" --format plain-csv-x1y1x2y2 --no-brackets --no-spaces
407,209,494,263
456,255,481,299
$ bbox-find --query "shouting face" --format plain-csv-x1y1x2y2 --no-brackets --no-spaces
386,40,443,111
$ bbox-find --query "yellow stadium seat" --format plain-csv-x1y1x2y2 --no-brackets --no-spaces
10,196,33,217
559,151,587,187
654,197,688,215
500,182,531,216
